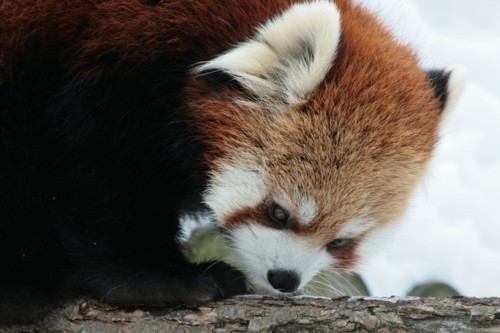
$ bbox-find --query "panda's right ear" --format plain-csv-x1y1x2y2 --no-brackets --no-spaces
426,65,467,117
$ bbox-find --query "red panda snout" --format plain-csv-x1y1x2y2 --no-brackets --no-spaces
226,223,332,295
267,270,301,293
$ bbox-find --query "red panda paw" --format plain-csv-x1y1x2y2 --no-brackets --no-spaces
197,261,250,301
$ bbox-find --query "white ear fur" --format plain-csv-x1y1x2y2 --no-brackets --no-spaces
442,64,467,117
193,1,341,104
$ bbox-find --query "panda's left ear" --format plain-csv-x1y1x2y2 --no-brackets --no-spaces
192,1,341,105
426,65,467,116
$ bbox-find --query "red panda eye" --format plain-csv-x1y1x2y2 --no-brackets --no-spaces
268,203,290,228
327,238,352,250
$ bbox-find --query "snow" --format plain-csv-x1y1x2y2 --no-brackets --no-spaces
357,0,500,297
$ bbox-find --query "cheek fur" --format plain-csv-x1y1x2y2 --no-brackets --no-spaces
329,222,399,272
327,239,360,273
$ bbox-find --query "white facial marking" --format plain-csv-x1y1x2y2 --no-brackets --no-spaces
338,219,376,239
298,196,318,225
193,0,341,104
203,161,266,223
229,224,332,295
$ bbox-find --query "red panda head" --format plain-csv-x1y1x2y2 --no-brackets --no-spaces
188,0,466,295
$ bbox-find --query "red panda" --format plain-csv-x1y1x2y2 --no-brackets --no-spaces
0,0,465,325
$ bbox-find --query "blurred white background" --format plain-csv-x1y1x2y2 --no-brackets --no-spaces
357,0,500,297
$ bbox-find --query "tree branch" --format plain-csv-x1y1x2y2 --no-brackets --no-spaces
2,297,499,333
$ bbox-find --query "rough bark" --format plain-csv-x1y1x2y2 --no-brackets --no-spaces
1,297,499,333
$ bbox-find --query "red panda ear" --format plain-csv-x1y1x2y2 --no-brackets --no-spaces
192,1,341,105
426,65,467,117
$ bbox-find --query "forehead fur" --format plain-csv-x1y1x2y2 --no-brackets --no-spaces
189,0,441,233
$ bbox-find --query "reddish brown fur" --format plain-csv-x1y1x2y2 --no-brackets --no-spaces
186,1,441,253
1,1,280,78
328,238,360,272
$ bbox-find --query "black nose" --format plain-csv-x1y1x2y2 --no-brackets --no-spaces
267,270,300,293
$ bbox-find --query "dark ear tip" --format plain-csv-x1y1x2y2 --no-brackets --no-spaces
426,69,450,110
426,65,467,115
